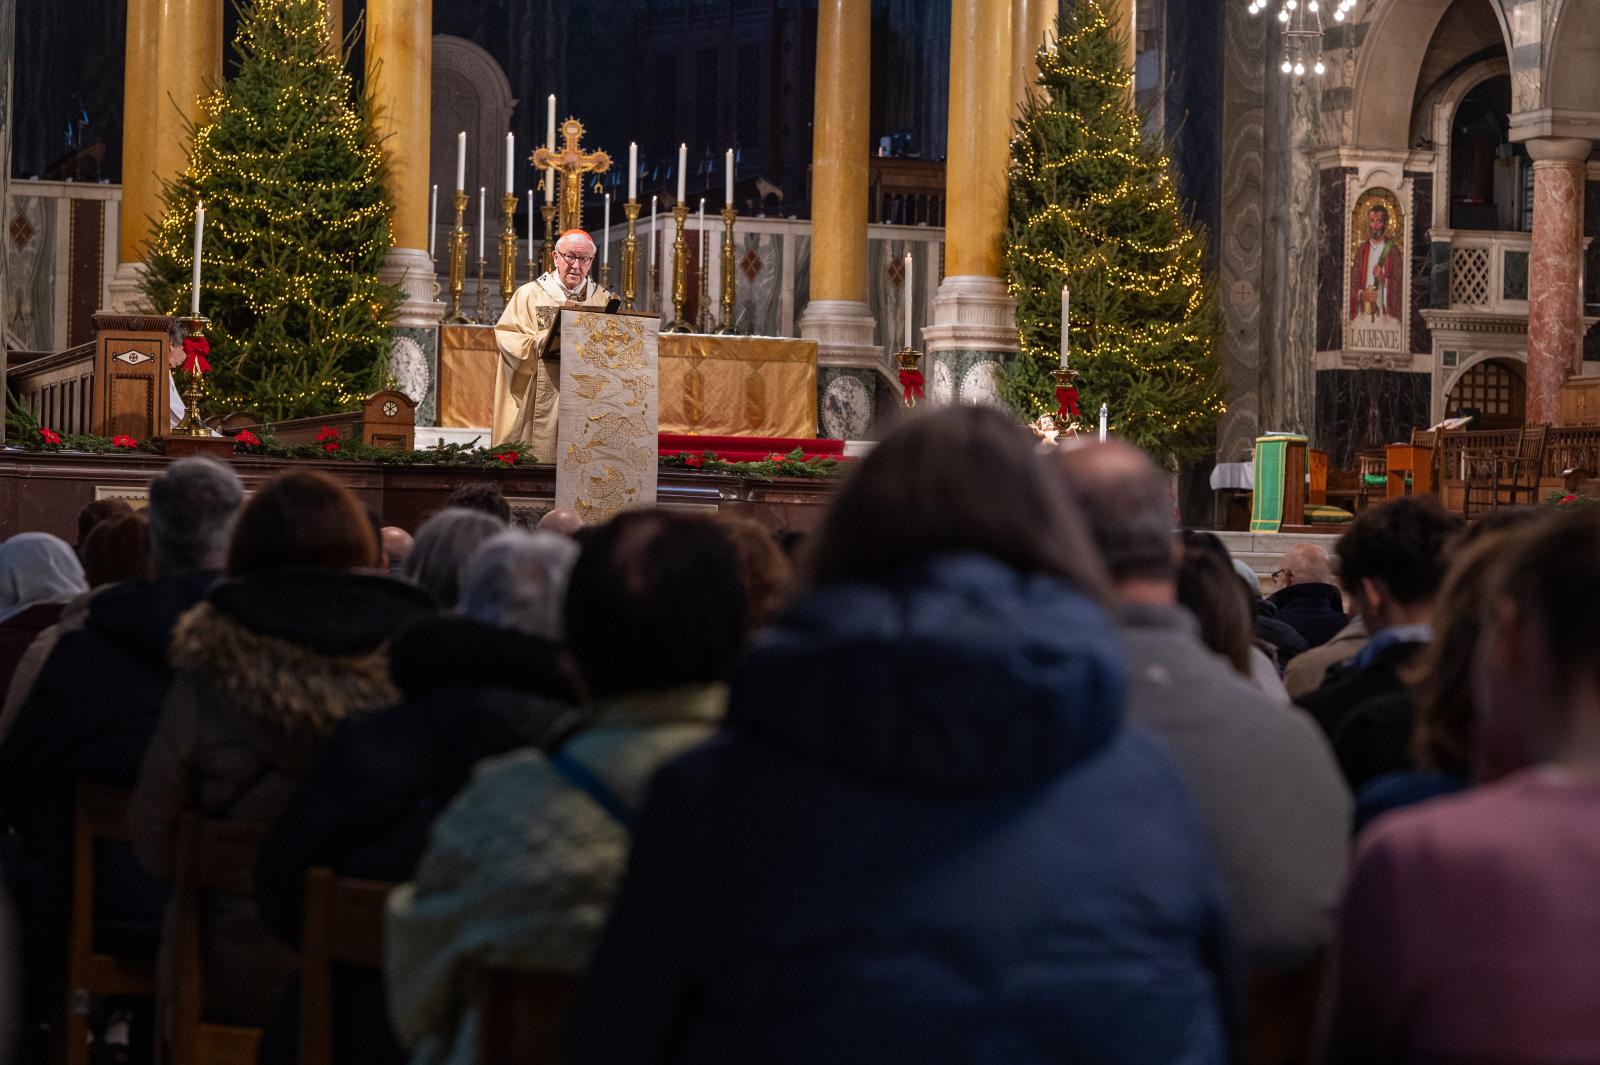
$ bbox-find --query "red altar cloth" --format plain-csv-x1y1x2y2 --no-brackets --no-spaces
658,434,845,463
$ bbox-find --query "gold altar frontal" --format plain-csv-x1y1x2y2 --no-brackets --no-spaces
437,326,818,439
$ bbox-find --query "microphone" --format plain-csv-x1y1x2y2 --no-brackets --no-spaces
604,297,621,314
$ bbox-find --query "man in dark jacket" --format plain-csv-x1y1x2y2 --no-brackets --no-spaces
253,530,584,1065
1297,497,1462,789
0,457,243,1054
1268,543,1348,649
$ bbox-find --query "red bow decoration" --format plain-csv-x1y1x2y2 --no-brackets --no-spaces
1055,386,1081,420
899,369,925,403
180,336,212,374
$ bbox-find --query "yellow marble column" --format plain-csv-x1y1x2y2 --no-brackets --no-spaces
152,0,223,198
1110,0,1137,86
366,0,432,258
116,0,160,269
944,0,1012,279
326,0,342,49
1011,0,1058,119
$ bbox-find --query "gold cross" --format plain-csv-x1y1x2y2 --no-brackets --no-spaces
531,118,612,235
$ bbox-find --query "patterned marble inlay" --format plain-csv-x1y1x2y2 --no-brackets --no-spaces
1410,174,1433,356
1314,368,1431,470
1316,168,1349,353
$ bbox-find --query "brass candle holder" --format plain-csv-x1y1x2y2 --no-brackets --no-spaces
499,192,519,312
1050,366,1081,422
445,189,468,323
696,228,711,332
896,347,925,410
649,258,660,314
540,202,558,275
621,200,640,310
171,315,212,435
599,259,610,291
473,251,491,324
713,205,739,335
665,202,692,333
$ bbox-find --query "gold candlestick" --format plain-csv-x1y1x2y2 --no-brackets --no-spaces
665,202,692,333
540,203,558,274
171,315,212,435
696,228,711,332
896,347,925,409
621,200,640,310
445,189,468,323
499,193,519,312
714,205,739,335
649,259,660,313
1050,366,1081,422
473,252,491,324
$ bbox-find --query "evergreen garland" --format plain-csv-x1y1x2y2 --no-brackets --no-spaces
1001,0,1224,463
141,0,402,421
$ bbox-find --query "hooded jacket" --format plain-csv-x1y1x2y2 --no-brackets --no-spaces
130,569,434,1027
1269,582,1349,650
567,554,1237,1065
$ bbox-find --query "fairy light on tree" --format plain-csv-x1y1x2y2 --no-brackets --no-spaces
1246,0,1359,78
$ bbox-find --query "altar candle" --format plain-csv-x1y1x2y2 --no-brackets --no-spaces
527,189,534,250
650,195,658,268
725,148,734,205
190,201,205,316
1099,403,1108,443
903,250,913,348
603,194,611,269
546,95,556,149
1060,285,1070,368
455,131,466,192
478,188,485,259
504,132,515,195
677,143,687,204
628,142,638,202
428,185,437,258
697,197,706,272
545,164,555,205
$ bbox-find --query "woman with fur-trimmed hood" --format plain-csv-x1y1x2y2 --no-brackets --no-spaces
131,471,435,1029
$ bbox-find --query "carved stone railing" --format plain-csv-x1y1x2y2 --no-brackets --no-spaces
6,342,98,436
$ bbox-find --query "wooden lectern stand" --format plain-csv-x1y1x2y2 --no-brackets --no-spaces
91,314,172,440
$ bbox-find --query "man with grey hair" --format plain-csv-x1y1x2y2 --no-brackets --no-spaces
1049,440,1351,975
492,228,619,460
254,531,581,1063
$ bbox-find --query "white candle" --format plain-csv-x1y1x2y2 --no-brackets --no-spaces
428,185,437,258
628,142,638,202
527,189,534,253
190,201,205,316
698,197,706,277
455,131,466,192
504,132,515,195
545,165,555,205
478,188,485,259
546,95,556,149
650,195,658,268
603,194,611,268
725,148,734,205
677,143,687,204
1099,403,1108,442
1060,285,1070,368
903,250,913,348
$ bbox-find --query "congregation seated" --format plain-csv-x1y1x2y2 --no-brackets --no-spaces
128,470,434,1031
1176,530,1293,702
252,530,584,1065
1284,614,1367,700
1267,544,1348,649
1051,441,1350,975
385,509,750,1065
567,410,1236,1065
0,534,87,710
404,508,506,608
442,481,513,525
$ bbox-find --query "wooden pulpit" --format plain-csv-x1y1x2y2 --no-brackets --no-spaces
554,309,661,524
91,314,172,440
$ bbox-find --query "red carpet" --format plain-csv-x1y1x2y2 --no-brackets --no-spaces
658,434,845,463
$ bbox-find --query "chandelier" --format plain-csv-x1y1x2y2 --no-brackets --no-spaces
1246,0,1360,77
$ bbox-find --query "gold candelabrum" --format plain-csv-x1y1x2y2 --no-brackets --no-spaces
713,205,739,335
599,258,610,291
665,202,692,333
499,193,519,313
445,189,469,323
171,315,212,435
473,251,491,324
696,226,711,332
540,203,558,275
649,257,660,314
896,346,925,410
621,200,640,310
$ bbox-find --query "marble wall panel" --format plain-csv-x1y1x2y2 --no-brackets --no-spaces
1314,368,1431,470
867,236,930,363
5,195,54,352
1585,181,1600,362
1217,0,1266,463
733,231,783,338
1316,168,1349,352
1410,173,1434,355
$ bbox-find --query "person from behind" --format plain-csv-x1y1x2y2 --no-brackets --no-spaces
404,508,505,608
715,517,794,628
1268,544,1347,649
129,470,434,1031
442,482,512,525
1177,536,1291,702
1298,496,1462,789
0,534,87,704
253,530,583,1065
386,510,749,1065
381,526,414,577
1322,508,1600,1064
567,408,1236,1065
1051,440,1350,974
536,507,584,536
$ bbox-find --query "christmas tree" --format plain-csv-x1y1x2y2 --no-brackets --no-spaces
1001,0,1223,463
142,0,401,421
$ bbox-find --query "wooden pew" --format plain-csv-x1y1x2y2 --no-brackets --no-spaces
297,868,394,1065
477,969,579,1065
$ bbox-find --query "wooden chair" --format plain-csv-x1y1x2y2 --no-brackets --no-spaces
168,813,266,1065
62,782,158,1065
477,969,579,1065
1462,423,1549,518
297,868,395,1065
1355,449,1387,509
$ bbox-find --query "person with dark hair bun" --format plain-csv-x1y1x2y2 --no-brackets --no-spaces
442,482,512,525
566,408,1234,1065
1323,508,1600,1064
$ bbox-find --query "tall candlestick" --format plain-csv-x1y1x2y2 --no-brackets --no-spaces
546,95,556,150
504,132,515,195
650,196,658,268
1099,403,1108,443
603,193,611,271
190,201,205,316
1060,285,1070,368
628,142,638,201
903,250,914,349
478,188,485,260
697,198,706,313
725,148,734,204
428,185,438,259
455,131,466,191
676,143,687,203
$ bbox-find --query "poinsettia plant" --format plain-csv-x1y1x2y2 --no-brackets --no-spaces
659,447,843,480
316,426,341,453
111,434,139,451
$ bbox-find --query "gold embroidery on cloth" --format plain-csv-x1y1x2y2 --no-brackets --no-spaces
575,466,636,523
575,314,647,371
744,371,767,431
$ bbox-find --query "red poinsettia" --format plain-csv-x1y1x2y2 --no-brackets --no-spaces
683,453,705,469
37,428,61,446
316,426,341,453
768,453,788,463
111,434,138,450
1559,494,1580,505
494,451,520,465
234,430,261,448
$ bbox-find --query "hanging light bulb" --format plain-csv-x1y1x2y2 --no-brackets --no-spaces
1250,0,1355,79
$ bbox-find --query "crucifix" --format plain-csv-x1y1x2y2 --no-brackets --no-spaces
532,117,612,234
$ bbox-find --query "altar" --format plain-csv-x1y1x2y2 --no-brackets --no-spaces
438,325,818,440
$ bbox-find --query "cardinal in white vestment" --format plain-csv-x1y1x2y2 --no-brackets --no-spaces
492,229,618,459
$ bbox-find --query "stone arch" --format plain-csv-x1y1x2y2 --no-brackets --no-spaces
1427,58,1513,229
429,36,517,242
1545,0,1600,114
1439,350,1527,425
1350,0,1514,150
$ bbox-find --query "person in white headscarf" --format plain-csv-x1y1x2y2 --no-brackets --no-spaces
0,534,88,696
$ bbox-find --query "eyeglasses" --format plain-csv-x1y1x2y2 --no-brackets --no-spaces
555,251,594,267
1271,569,1292,583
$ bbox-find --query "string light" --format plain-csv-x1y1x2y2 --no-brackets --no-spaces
1249,0,1356,78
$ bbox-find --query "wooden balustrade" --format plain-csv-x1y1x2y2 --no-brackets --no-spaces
6,343,98,436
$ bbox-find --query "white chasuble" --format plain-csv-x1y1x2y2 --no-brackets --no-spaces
491,272,616,458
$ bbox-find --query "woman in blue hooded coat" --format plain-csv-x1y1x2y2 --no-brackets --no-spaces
566,405,1238,1065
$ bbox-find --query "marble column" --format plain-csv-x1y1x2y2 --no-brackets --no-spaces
326,0,342,50
1,0,13,433
1261,56,1319,434
1110,0,1137,86
153,0,222,202
924,0,1017,404
800,0,879,434
367,0,445,423
1216,0,1265,461
1010,0,1058,119
1525,136,1591,426
106,0,165,312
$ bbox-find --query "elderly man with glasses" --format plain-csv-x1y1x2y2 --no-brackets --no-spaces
492,228,618,460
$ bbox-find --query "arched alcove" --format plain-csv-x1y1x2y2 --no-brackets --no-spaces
1443,354,1527,429
1546,0,1600,114
429,37,518,250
